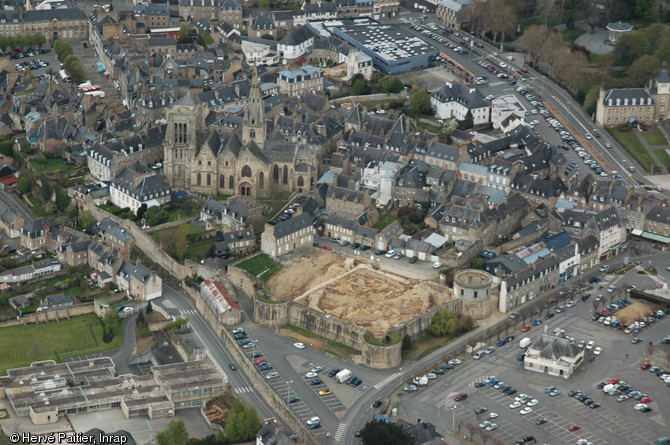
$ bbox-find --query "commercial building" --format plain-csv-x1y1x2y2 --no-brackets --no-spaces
3,358,226,425
524,333,585,379
331,22,438,75
0,9,88,40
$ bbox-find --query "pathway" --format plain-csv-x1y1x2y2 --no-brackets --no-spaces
635,131,668,174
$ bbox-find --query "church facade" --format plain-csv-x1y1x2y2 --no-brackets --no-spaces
163,68,322,199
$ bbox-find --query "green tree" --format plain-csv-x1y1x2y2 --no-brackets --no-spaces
627,54,660,87
146,206,169,226
428,309,460,337
40,173,52,202
360,420,413,445
136,203,148,221
0,35,8,52
401,334,412,351
258,0,270,8
199,32,214,46
173,224,188,261
55,187,70,212
582,84,602,114
54,40,73,59
379,76,403,94
349,73,366,86
409,89,432,116
178,25,189,43
218,399,261,443
78,209,96,229
33,32,46,49
156,420,189,445
470,257,485,269
63,54,79,73
146,301,153,313
0,258,17,270
351,78,371,95
69,63,86,84
634,0,655,20
16,177,32,193
458,110,474,130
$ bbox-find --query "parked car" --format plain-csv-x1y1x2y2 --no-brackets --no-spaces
454,393,468,401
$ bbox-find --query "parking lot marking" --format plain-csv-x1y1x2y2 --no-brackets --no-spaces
334,423,347,441
650,413,666,426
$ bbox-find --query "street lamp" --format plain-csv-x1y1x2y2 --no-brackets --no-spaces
451,405,458,431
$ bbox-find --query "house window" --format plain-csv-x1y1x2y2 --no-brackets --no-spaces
229,175,234,189
259,172,264,188
219,175,225,188
197,172,201,185
207,173,211,186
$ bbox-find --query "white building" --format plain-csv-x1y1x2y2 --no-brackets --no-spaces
587,207,627,261
491,94,525,131
109,165,171,214
241,40,280,66
116,261,162,301
524,333,585,379
430,81,490,125
346,51,373,80
277,26,314,63
360,161,401,206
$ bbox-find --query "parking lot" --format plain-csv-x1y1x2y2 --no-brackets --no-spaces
397,295,669,445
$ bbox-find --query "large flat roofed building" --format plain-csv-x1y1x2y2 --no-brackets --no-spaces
331,22,438,75
3,358,226,425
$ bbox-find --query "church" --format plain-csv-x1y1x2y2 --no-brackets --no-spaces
163,67,329,198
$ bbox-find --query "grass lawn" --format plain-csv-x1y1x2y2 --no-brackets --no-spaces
237,254,282,281
608,128,657,172
32,206,46,217
64,286,84,296
26,194,40,206
152,222,204,241
99,202,123,214
184,238,214,260
0,313,123,374
561,28,585,42
374,214,398,231
30,157,69,173
655,149,670,166
643,130,669,146
258,192,292,219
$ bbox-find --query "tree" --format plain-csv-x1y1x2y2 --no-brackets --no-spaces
0,258,16,270
156,420,189,445
146,206,169,226
429,309,460,336
351,78,371,96
33,32,46,49
402,334,412,351
79,209,96,229
146,301,153,313
55,187,70,212
40,173,52,202
136,203,148,221
470,257,485,269
467,423,478,440
360,420,413,445
178,25,189,43
634,0,655,20
54,40,73,59
647,341,655,356
457,418,465,433
199,32,214,46
258,0,270,8
627,54,660,87
16,177,32,194
63,54,79,73
217,399,261,443
410,89,432,116
379,76,403,94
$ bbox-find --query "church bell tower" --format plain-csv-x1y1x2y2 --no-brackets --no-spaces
242,66,266,145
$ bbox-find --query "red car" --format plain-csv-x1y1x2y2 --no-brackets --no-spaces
322,245,333,251
569,424,581,431
641,396,653,403
454,393,468,401
254,358,268,365
641,363,651,370
521,324,531,332
608,378,620,384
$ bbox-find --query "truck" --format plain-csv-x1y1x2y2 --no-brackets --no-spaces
412,375,428,386
519,337,532,349
335,369,352,383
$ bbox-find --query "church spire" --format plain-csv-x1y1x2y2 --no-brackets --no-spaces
242,66,266,145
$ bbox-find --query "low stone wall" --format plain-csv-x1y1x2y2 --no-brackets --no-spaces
144,216,199,233
0,303,95,328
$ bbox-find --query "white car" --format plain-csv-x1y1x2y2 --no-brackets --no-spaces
500,62,507,68
634,403,649,411
607,285,616,292
293,342,306,349
509,401,522,409
305,372,318,378
515,393,528,402
617,395,629,402
530,120,539,125
448,359,462,365
488,412,498,419
594,347,602,355
385,250,397,258
265,371,279,380
566,300,577,308
433,262,443,269
310,366,323,373
479,420,491,429
306,416,320,426
519,407,533,415
526,399,539,407
586,341,595,350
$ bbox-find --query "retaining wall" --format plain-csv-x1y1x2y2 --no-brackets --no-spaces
0,303,95,328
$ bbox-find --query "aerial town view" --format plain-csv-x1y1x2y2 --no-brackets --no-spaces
1,0,670,444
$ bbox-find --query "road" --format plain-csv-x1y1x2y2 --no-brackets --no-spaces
158,284,276,420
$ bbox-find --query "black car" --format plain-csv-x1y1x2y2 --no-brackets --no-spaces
535,417,548,425
474,381,486,388
432,368,445,375
596,382,606,389
374,250,386,255
408,256,419,264
351,243,360,249
544,312,555,319
312,242,319,247
311,378,323,385
568,390,580,397
516,353,526,361
590,402,601,409
287,396,300,404
474,407,488,415
327,368,340,377
504,388,517,396
251,352,263,358
372,400,382,408
229,363,237,371
349,377,360,386
361,245,371,251
523,435,535,443
351,379,362,387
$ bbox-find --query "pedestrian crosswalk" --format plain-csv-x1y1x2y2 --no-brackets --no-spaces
334,423,347,441
234,386,254,394
373,372,401,389
180,309,197,317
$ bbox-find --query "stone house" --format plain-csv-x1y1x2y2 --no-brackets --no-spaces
577,235,600,273
261,213,314,257
325,186,373,221
213,228,256,257
116,261,162,301
498,256,559,313
323,214,378,246
584,206,626,261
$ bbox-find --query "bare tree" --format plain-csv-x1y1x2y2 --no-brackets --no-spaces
457,418,465,433
467,424,478,440
647,341,655,356
479,429,492,444
666,349,670,367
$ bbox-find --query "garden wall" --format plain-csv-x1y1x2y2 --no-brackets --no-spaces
0,303,95,328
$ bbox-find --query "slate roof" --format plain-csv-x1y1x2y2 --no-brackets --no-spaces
601,88,654,106
533,333,582,360
24,9,87,21
279,25,314,46
111,164,171,202
271,213,313,239
117,261,154,283
645,205,670,224
431,81,487,109
220,0,242,10
593,206,622,230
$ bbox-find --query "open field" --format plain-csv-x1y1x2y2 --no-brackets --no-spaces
0,313,123,374
237,254,282,282
608,128,657,172
642,129,669,146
